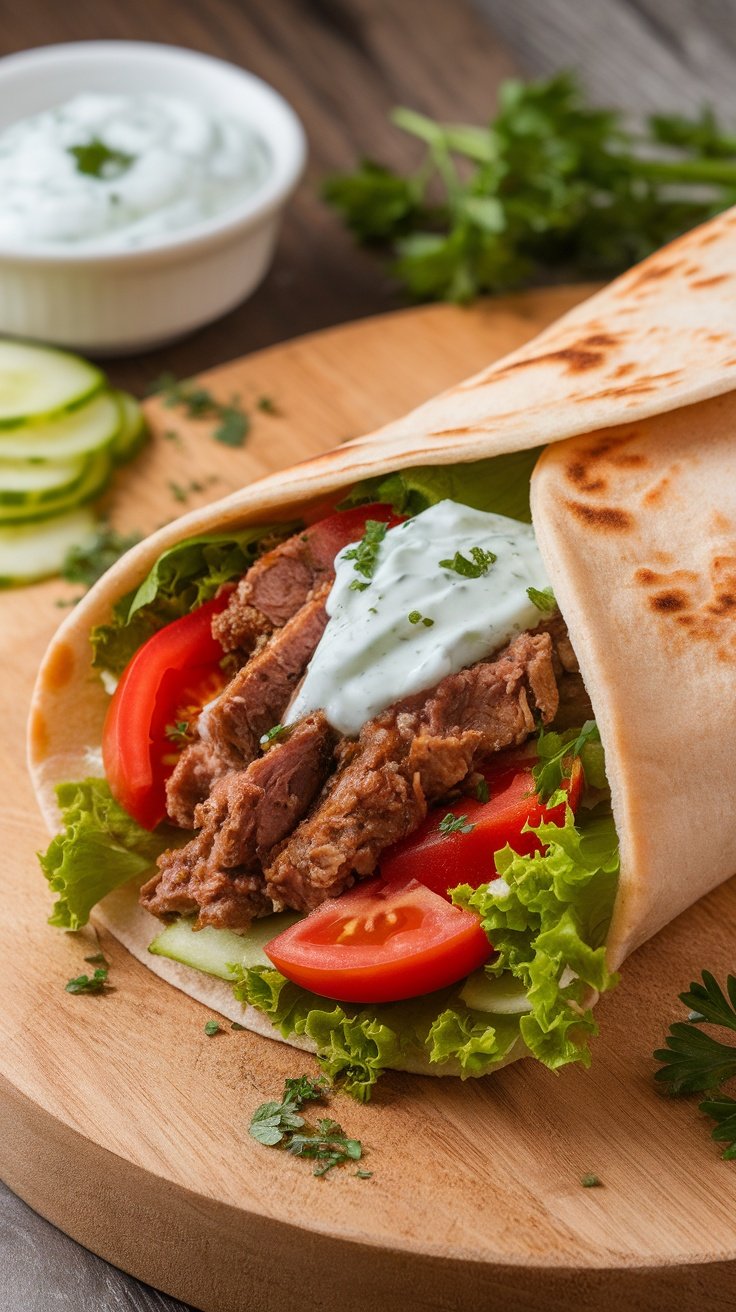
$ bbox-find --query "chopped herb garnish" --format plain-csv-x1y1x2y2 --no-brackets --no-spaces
204,1019,222,1037
68,137,135,179
355,1168,373,1179
231,1021,246,1031
439,546,496,578
408,610,435,626
60,524,142,592
581,1173,602,1188
214,407,250,448
149,374,251,449
260,724,289,750
168,481,188,504
438,812,474,837
163,428,183,445
655,972,736,1159
343,519,388,590
474,777,490,804
65,967,110,995
533,720,602,801
256,395,279,415
527,585,557,614
249,1076,364,1176
84,952,108,965
165,720,192,744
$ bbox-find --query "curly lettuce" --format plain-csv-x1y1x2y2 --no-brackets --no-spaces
38,778,171,931
232,808,619,1099
90,525,293,675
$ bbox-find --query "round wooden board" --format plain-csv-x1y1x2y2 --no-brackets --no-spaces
3,286,736,1312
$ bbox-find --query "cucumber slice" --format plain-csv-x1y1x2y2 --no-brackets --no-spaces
460,970,532,1015
110,391,149,465
0,391,122,462
149,912,302,981
0,454,90,506
0,341,104,429
0,448,112,525
0,506,98,586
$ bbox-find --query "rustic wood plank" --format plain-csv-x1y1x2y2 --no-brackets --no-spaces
476,0,736,113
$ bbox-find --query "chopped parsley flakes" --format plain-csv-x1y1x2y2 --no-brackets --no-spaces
204,1019,222,1037
343,519,388,591
65,966,111,995
249,1075,366,1177
408,610,434,627
439,546,496,578
438,812,474,837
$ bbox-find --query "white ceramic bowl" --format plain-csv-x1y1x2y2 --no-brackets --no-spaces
0,41,306,354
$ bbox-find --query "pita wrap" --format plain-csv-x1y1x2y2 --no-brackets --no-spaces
28,205,736,1073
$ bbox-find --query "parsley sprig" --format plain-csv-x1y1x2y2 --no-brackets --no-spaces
527,586,557,614
655,972,736,1160
249,1075,366,1177
439,546,496,578
343,519,388,591
324,72,736,303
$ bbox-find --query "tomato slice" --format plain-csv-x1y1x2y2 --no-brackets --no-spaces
264,877,491,1003
301,502,402,571
102,594,231,830
380,756,584,898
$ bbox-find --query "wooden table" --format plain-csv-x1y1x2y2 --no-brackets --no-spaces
2,1,735,1308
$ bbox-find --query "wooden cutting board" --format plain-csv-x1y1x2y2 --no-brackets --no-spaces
3,286,736,1312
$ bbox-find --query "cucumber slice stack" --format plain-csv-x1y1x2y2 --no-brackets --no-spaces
0,341,149,586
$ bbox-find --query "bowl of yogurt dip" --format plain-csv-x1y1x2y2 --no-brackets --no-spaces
0,42,306,353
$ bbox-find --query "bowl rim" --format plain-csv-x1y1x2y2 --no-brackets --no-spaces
0,39,307,267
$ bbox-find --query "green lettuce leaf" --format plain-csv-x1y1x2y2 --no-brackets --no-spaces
38,778,171,931
453,808,620,1070
341,449,544,523
90,526,292,675
233,967,522,1100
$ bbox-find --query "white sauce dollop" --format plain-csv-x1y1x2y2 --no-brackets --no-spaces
286,500,551,736
0,93,270,249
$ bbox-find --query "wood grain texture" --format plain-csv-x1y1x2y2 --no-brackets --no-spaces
4,289,736,1312
477,0,736,114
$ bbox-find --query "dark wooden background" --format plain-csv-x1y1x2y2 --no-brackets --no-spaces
2,0,734,1308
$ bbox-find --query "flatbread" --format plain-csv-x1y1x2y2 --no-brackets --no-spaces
28,204,736,1070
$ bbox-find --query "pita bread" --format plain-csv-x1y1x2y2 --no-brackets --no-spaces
28,204,736,1073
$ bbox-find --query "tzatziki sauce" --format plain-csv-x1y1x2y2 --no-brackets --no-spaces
286,499,552,736
0,93,270,249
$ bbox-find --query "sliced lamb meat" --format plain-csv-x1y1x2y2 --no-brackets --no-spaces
213,530,333,655
266,630,558,912
165,588,329,828
142,713,336,928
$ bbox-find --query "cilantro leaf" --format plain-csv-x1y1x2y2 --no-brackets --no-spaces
248,1074,358,1173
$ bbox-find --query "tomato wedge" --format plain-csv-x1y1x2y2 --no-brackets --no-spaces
380,756,584,898
265,877,491,1003
102,593,231,830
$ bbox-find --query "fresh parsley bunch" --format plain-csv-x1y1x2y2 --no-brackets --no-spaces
655,971,736,1159
324,72,736,302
